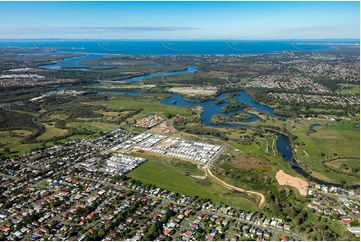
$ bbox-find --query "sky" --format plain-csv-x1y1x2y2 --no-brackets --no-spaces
0,1,359,39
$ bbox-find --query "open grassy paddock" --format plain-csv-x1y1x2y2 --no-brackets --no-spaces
323,158,360,178
337,84,360,95
106,94,199,120
67,121,119,133
0,130,34,153
127,153,258,211
0,130,53,157
36,122,68,141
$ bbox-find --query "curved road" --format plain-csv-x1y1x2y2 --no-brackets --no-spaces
206,168,266,208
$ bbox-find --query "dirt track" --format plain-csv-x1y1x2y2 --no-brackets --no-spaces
206,169,266,208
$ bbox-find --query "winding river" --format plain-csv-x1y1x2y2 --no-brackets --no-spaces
307,124,321,136
39,53,115,71
119,66,197,83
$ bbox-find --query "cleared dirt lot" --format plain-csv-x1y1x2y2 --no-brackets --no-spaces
168,86,218,96
276,170,309,196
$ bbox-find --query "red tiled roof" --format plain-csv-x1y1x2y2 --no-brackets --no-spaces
280,235,288,241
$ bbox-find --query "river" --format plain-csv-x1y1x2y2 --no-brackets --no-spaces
119,66,197,83
38,53,198,82
38,53,116,71
307,123,321,136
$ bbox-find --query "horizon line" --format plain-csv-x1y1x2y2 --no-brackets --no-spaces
0,38,360,41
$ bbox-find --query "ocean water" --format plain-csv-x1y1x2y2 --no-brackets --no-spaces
0,39,358,55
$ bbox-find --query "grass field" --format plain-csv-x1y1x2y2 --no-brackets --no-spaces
272,105,346,115
12,109,38,117
0,130,32,139
337,84,360,95
304,108,345,114
67,121,117,133
1,141,55,157
37,122,68,141
11,143,49,155
0,130,51,156
326,158,360,170
0,130,33,152
95,110,132,121
106,94,199,120
323,158,360,177
127,153,258,211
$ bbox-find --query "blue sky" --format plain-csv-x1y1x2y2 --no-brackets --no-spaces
0,1,359,39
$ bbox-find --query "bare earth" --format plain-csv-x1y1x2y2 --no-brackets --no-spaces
150,118,178,134
168,87,218,96
276,170,309,196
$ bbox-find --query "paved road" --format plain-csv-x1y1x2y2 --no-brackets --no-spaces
272,231,280,241
174,213,197,239
0,172,17,180
225,218,236,239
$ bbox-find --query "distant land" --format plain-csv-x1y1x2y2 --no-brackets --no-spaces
0,39,359,55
